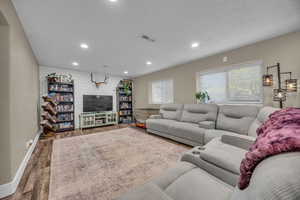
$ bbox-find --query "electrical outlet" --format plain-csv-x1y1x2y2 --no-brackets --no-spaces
26,139,33,149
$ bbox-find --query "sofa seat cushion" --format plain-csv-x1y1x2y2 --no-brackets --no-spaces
165,167,233,200
116,183,173,200
201,138,247,174
167,121,205,144
152,162,197,190
221,135,255,150
204,129,238,144
146,119,175,132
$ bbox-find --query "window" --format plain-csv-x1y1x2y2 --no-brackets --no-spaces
150,79,174,104
197,62,263,104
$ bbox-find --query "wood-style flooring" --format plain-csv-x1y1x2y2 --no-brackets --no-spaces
1,124,130,200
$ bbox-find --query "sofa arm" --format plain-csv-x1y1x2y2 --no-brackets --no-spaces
149,114,162,119
221,135,255,150
198,121,215,129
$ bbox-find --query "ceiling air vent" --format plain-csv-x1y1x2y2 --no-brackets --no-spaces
141,34,156,43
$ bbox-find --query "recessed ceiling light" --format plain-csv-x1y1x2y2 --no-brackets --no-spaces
124,71,128,74
72,62,79,66
80,43,89,49
109,0,118,2
146,61,152,65
191,42,199,48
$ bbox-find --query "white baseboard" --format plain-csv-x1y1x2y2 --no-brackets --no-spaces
0,130,41,198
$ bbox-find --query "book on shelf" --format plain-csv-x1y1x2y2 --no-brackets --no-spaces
119,110,132,116
49,93,74,102
56,104,74,112
119,95,132,101
48,83,73,92
54,122,74,130
57,113,74,122
120,102,132,109
47,74,73,85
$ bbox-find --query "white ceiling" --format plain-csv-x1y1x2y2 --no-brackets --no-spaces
12,0,300,77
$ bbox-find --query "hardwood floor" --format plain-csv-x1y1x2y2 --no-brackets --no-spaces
1,124,130,200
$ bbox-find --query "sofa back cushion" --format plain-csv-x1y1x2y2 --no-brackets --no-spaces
248,107,280,137
231,152,300,200
180,104,218,124
217,105,259,135
160,104,183,121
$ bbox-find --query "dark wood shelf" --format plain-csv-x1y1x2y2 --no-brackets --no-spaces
48,82,74,86
49,90,73,93
56,127,74,132
58,101,74,104
57,111,74,114
55,120,74,123
119,93,132,96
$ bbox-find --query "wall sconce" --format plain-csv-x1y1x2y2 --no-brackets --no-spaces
262,74,273,86
273,89,287,102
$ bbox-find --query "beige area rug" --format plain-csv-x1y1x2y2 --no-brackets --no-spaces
49,127,189,200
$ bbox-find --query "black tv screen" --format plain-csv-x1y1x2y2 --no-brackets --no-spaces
83,95,113,112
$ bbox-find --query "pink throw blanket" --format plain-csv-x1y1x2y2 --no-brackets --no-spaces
239,108,300,190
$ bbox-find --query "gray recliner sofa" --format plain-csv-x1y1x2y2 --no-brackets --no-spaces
117,106,300,200
117,151,300,200
146,104,276,146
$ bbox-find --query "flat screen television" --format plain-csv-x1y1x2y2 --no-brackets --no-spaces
83,95,113,112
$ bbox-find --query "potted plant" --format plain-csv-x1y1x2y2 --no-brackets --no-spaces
123,81,132,96
195,91,210,103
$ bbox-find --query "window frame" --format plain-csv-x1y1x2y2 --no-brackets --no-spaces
149,79,174,105
196,60,264,105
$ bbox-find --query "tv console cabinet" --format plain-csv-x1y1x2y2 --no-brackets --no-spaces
79,111,118,129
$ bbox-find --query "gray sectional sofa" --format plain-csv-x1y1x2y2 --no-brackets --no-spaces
146,104,276,146
117,104,300,200
117,150,300,200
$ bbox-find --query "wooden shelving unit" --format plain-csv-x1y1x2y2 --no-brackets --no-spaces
117,79,133,124
47,75,75,132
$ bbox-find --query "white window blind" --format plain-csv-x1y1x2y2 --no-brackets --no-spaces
198,62,263,104
150,79,174,104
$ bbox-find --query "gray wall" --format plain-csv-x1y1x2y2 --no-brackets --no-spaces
0,0,39,184
0,10,11,185
133,31,300,109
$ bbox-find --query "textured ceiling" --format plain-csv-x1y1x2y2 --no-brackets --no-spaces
12,0,300,77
